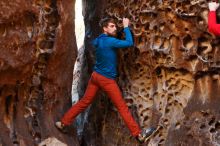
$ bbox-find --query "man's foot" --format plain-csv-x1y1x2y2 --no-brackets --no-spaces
55,121,68,133
136,127,157,143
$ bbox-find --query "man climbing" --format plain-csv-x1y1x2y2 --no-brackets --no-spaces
55,17,156,143
208,1,220,35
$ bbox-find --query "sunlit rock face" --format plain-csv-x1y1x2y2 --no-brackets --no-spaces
82,0,220,145
0,0,79,145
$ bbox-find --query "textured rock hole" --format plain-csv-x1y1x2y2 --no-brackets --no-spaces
5,95,13,115
168,102,173,106
13,140,19,145
200,124,206,129
155,67,161,76
189,5,195,11
35,0,45,6
158,133,163,137
134,23,141,30
44,6,53,14
215,61,220,66
143,116,149,122
176,8,182,14
139,74,143,77
187,133,193,138
168,84,175,90
139,104,143,109
162,39,170,50
39,40,54,49
210,128,215,133
0,24,6,36
29,131,40,143
175,122,181,129
174,100,178,105
207,55,213,60
128,85,131,89
208,117,215,126
125,99,133,104
153,25,158,31
167,96,172,102
154,91,158,96
197,36,210,55
197,16,204,25
201,111,209,117
24,11,36,26
140,82,145,86
135,63,142,69
0,60,5,69
44,11,59,25
140,88,146,92
182,1,191,5
174,72,179,77
215,122,220,130
159,139,165,144
123,53,129,60
144,23,150,30
170,20,174,24
183,35,194,50
33,116,39,127
185,28,189,32
165,108,170,114
38,54,49,63
12,45,20,54
159,24,165,31
165,7,172,12
130,1,139,10
179,102,183,107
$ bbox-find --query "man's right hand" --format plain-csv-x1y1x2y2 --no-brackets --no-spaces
123,18,130,28
209,2,220,11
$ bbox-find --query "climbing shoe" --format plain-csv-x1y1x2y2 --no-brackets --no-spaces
136,127,157,143
55,121,68,133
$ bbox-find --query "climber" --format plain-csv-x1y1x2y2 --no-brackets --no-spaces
55,17,157,143
208,1,220,35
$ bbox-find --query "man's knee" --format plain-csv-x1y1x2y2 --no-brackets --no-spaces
80,96,93,106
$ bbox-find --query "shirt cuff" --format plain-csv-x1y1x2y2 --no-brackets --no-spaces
123,27,130,31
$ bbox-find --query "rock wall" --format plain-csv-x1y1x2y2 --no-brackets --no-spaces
1,0,220,145
0,0,79,145
81,0,220,146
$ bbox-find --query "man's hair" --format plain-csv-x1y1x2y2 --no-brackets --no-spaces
99,17,115,28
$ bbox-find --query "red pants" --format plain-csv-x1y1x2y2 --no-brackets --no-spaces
61,72,141,136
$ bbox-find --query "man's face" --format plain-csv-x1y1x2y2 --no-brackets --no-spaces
103,22,117,37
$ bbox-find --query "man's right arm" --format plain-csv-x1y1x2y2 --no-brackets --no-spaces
111,18,134,48
111,27,133,48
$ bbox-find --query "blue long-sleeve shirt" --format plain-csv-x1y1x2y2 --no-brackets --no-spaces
92,27,133,79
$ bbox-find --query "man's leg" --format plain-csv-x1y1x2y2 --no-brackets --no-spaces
61,73,99,125
97,75,141,137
